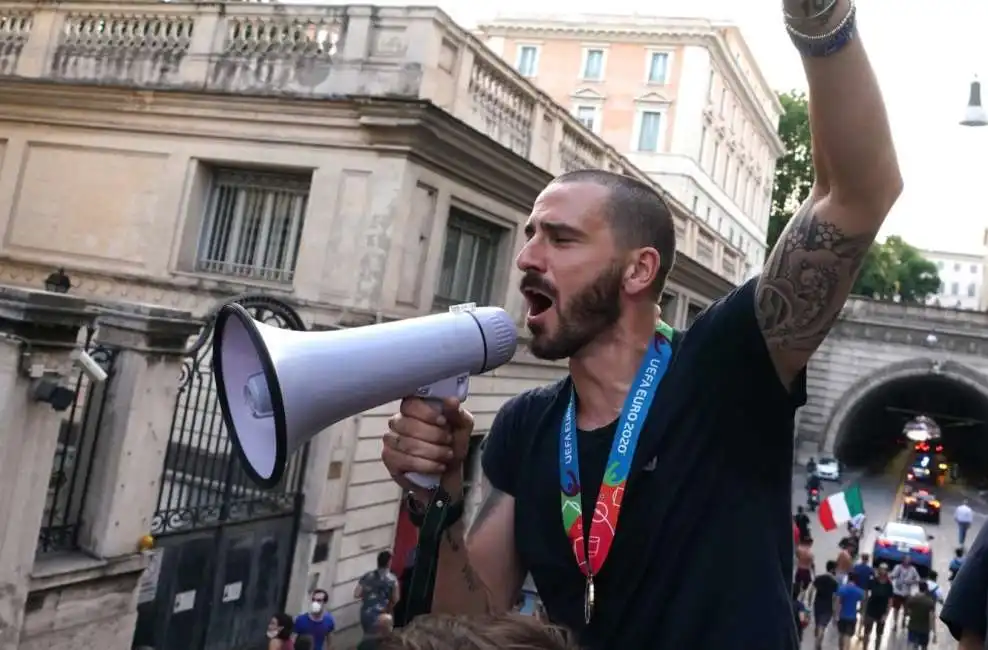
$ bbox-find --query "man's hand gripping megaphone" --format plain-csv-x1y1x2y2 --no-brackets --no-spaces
381,396,475,500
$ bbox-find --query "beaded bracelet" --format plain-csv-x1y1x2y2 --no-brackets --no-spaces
786,0,857,58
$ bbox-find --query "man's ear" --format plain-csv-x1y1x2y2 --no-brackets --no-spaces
623,247,661,296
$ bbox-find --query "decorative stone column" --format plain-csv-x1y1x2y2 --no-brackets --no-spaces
18,303,200,650
0,287,96,650
77,304,201,558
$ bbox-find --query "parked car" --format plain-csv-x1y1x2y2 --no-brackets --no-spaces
815,457,841,481
872,521,934,576
902,489,941,524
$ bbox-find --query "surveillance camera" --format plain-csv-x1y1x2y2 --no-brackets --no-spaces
73,349,108,384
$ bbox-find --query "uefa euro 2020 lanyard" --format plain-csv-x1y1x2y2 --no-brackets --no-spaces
558,322,674,625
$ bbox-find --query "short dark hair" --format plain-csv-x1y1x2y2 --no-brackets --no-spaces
273,612,294,640
551,169,677,296
379,613,580,650
825,560,837,573
312,588,329,601
377,550,393,569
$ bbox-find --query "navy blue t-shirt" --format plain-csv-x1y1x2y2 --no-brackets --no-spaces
851,562,875,588
482,278,807,650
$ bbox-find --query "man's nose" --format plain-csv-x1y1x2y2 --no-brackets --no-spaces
515,238,546,274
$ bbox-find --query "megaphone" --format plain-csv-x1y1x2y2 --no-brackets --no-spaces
212,302,518,490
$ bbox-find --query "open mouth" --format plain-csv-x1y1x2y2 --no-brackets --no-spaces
522,288,555,317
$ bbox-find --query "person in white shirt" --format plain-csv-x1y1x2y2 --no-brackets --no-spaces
955,501,974,547
849,512,867,536
890,558,921,630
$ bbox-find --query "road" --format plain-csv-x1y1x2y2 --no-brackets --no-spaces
793,471,987,649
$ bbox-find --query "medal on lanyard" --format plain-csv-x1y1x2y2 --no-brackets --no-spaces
584,574,595,623
558,325,673,625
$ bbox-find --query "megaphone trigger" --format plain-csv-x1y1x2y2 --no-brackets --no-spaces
404,375,471,490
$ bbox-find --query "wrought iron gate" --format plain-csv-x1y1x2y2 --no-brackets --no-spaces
133,296,309,650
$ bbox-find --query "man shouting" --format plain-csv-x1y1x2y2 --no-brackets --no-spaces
380,0,901,647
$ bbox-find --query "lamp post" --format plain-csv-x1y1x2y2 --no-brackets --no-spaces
44,268,71,294
960,78,988,126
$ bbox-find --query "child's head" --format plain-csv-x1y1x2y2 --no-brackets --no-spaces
379,613,580,650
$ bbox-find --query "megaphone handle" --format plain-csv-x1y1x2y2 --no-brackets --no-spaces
405,374,470,490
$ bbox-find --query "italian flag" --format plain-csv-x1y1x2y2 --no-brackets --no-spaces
818,484,864,531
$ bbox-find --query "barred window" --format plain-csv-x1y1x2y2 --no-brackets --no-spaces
435,208,504,306
196,169,310,283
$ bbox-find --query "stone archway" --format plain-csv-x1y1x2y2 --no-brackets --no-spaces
822,357,988,457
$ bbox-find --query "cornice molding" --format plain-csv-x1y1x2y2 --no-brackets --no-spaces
353,99,551,215
832,319,988,356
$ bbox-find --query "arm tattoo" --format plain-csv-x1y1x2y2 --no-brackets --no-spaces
756,203,873,354
461,563,483,593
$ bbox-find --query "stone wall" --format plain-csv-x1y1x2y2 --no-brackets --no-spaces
797,297,988,460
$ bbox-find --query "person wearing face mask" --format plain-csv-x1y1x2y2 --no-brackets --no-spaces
267,613,295,650
293,589,335,650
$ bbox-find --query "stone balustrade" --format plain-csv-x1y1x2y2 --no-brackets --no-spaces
0,1,743,283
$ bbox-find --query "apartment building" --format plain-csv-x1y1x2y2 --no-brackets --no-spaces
479,14,786,277
922,248,985,310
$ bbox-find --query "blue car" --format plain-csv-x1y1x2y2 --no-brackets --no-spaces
872,521,934,576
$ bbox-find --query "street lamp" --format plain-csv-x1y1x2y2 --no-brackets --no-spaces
961,78,988,126
44,268,71,294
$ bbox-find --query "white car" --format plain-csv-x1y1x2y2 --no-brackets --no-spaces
815,457,841,481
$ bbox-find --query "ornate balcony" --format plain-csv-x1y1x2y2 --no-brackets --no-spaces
0,1,743,284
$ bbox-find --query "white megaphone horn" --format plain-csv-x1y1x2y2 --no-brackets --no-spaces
212,302,518,490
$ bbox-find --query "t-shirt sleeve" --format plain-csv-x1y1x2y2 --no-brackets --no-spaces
480,394,527,496
942,523,988,640
293,615,306,634
688,277,808,414
324,614,335,633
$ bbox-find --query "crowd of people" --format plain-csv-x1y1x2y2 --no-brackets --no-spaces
792,506,948,650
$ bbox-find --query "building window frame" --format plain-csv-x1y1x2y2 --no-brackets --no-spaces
631,105,668,153
580,46,608,81
572,103,602,133
515,43,541,77
644,50,672,85
435,207,507,308
195,167,310,284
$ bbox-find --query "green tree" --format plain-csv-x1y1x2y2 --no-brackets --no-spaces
852,236,941,303
768,90,814,250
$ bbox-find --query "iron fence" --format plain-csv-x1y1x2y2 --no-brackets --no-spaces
151,295,308,537
38,333,119,554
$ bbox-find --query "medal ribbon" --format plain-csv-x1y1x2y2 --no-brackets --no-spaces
558,324,673,579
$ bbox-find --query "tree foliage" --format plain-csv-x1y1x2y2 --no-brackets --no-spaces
852,236,941,303
769,90,814,251
768,91,940,304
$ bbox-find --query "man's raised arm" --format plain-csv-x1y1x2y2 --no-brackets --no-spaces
757,0,903,386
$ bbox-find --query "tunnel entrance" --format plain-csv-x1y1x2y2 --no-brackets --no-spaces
832,370,988,483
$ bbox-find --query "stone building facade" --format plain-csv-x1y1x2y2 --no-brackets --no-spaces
0,3,742,648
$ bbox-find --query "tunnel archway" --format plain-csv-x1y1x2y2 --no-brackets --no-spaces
823,358,988,482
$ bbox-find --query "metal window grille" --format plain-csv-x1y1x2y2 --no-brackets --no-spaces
195,169,310,283
435,209,503,307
